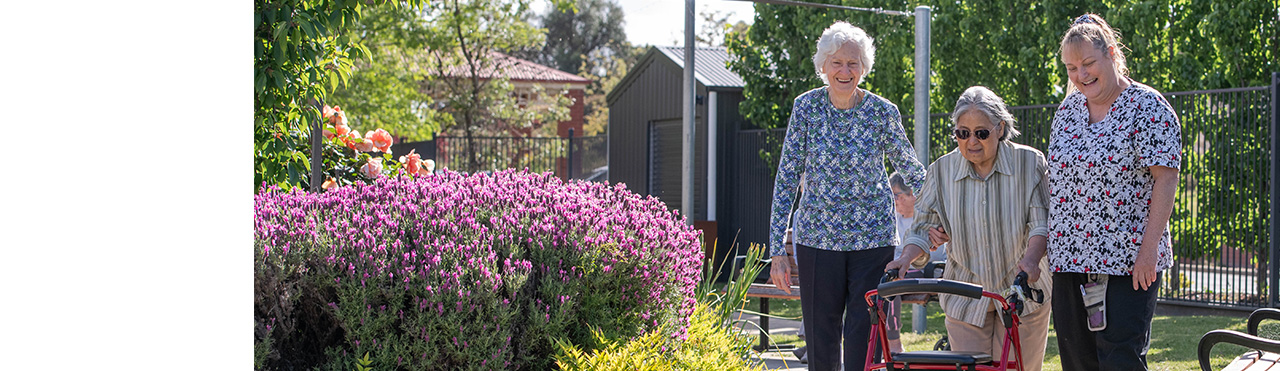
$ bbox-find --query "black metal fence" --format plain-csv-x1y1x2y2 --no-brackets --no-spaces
737,77,1279,310
391,134,607,181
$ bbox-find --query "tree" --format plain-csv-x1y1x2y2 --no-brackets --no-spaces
520,0,629,75
423,0,576,171
329,5,453,142
696,7,749,47
515,0,641,137
254,0,428,191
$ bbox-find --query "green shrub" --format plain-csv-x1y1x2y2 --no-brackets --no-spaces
554,303,764,371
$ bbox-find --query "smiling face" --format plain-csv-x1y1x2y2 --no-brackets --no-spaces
1061,41,1121,103
822,42,865,100
955,110,1002,174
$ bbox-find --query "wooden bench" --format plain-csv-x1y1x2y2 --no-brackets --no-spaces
1198,308,1280,371
734,232,801,352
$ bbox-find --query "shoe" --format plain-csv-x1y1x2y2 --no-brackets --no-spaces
792,346,807,363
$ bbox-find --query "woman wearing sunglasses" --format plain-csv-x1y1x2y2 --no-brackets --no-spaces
885,86,1053,371
766,21,926,371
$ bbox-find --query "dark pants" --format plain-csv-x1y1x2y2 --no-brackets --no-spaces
1051,272,1161,371
796,244,893,371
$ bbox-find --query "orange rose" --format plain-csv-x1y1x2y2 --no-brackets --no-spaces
399,149,422,176
366,129,394,154
424,159,436,174
322,178,337,190
359,158,383,178
335,123,351,137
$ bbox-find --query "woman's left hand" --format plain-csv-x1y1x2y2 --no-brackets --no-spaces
1132,248,1159,291
1017,258,1041,283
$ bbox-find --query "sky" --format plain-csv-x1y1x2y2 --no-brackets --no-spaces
534,0,758,47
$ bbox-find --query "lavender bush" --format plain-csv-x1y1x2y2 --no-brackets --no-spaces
254,170,703,370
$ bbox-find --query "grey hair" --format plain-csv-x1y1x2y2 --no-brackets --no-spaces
812,21,876,85
950,86,1020,141
888,172,909,193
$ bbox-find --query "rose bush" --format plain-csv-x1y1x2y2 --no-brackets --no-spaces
254,170,703,370
312,105,436,189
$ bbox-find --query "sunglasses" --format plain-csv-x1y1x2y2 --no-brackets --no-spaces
953,128,994,140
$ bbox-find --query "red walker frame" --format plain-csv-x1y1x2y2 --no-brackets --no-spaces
862,278,1030,371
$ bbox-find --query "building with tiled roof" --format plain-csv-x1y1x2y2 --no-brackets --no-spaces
433,51,590,138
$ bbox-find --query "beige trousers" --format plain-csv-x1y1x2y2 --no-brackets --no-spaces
943,299,1051,371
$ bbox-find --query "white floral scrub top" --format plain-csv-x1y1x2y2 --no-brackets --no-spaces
1046,80,1182,275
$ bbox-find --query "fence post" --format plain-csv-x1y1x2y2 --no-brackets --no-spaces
1271,72,1279,308
568,128,575,179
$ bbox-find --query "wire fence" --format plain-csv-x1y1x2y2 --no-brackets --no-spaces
392,134,607,181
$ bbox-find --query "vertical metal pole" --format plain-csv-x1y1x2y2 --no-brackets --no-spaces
568,128,575,180
1270,72,1279,307
709,91,718,221
310,100,324,191
682,0,697,225
913,6,932,164
912,303,926,334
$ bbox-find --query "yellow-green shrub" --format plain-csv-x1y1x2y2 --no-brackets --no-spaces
554,303,764,371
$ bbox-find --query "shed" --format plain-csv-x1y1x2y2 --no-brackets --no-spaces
607,46,779,260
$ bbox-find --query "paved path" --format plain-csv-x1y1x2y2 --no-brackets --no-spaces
734,310,810,370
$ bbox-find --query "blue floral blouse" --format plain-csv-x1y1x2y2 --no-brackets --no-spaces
769,87,926,257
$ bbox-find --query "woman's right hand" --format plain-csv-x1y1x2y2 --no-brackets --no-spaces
883,256,911,280
770,256,794,294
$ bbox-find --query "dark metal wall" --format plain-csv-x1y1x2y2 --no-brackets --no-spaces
607,56,714,220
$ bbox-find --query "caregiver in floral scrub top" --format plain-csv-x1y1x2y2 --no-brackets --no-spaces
1046,13,1182,371
766,20,925,371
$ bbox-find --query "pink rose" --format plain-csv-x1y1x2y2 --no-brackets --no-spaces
359,158,383,178
366,129,394,154
335,123,351,137
352,138,375,153
399,149,422,176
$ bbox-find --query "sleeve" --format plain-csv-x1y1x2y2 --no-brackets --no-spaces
768,97,810,257
1027,152,1050,238
903,161,943,252
1135,92,1183,170
881,105,927,193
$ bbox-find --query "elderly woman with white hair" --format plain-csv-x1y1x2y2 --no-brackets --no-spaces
767,21,925,370
884,86,1053,371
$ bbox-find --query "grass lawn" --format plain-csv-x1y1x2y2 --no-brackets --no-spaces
744,297,1266,370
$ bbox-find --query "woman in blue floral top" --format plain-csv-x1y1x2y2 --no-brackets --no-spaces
767,21,926,371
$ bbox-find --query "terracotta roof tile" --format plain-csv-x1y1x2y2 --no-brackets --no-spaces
440,52,590,84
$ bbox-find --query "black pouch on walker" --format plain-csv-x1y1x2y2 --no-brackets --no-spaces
1081,274,1108,331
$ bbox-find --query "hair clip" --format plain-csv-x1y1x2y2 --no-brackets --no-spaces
1074,15,1099,26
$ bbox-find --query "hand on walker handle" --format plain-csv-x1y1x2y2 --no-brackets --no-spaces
770,256,793,294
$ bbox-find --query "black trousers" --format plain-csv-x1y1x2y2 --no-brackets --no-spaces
796,244,893,371
1051,272,1162,371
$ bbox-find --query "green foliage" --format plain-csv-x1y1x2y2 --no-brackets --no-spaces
520,0,629,74
728,0,1276,130
354,352,373,371
254,0,427,191
330,5,453,142
554,303,764,371
727,0,1279,255
519,0,644,137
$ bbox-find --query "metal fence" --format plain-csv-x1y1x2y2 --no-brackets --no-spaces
738,77,1279,310
392,133,607,181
